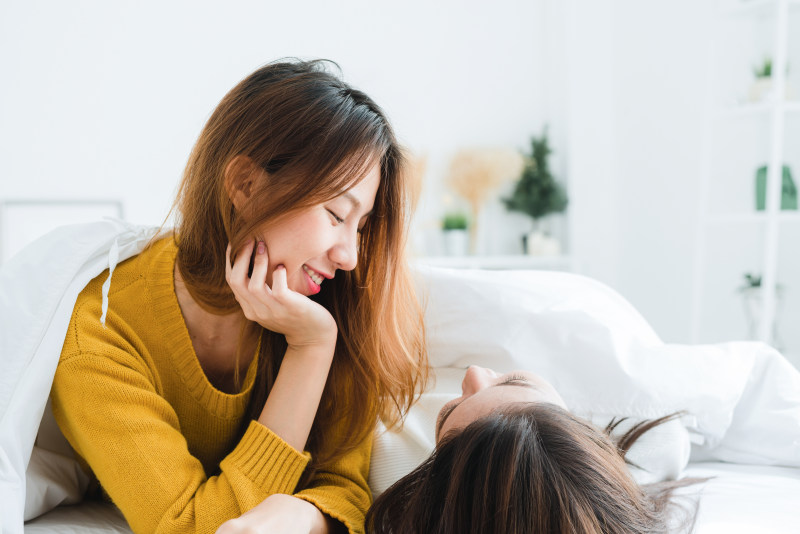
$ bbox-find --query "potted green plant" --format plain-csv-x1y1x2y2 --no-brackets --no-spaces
749,57,794,102
738,272,784,349
503,127,568,255
441,212,469,256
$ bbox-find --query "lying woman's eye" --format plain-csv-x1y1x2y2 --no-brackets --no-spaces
327,209,345,224
501,374,528,385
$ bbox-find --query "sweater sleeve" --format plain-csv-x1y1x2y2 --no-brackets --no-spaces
294,432,373,534
51,350,310,534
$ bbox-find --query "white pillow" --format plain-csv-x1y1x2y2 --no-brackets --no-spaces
369,266,694,496
408,267,765,441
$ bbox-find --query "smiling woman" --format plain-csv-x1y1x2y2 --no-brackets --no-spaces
49,59,428,534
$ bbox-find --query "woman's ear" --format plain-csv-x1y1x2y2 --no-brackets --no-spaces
224,155,262,211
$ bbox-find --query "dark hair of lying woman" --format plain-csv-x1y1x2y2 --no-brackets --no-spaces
367,403,706,534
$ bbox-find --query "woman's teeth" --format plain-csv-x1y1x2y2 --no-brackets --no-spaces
302,265,323,285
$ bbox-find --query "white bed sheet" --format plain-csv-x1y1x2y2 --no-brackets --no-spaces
23,462,800,533
687,462,800,533
23,500,130,533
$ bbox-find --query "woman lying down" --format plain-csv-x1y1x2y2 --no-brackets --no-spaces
366,366,704,534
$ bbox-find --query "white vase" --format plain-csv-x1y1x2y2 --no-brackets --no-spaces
740,285,784,350
749,77,795,102
525,231,561,257
442,229,469,256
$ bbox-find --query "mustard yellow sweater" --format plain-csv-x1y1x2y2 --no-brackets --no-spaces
52,237,372,534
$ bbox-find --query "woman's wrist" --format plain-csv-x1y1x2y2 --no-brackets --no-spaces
283,315,338,350
257,343,336,452
284,337,336,362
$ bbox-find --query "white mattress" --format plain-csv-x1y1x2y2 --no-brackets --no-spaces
23,462,800,533
686,462,800,533
24,500,130,533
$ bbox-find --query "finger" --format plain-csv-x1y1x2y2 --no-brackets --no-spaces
249,240,270,294
271,264,288,298
230,239,254,288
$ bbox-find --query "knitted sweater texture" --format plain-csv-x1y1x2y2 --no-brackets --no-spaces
51,237,372,534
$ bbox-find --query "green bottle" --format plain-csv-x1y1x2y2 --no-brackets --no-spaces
755,165,798,211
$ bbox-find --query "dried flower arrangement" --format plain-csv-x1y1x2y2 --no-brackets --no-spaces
404,151,427,216
445,148,523,253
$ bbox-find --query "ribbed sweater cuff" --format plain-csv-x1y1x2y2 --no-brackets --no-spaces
222,420,310,494
296,490,365,534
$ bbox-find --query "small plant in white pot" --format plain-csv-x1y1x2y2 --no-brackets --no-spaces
503,127,568,256
441,212,469,256
738,272,784,350
749,57,794,102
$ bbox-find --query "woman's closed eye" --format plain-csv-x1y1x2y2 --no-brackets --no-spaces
501,374,530,387
328,208,370,235
327,209,345,224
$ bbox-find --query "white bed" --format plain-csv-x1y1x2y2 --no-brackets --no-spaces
683,463,800,533
3,222,799,533
22,463,800,533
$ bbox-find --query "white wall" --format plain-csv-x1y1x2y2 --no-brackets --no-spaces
0,0,548,258
5,0,778,347
612,0,715,343
561,0,715,343
559,0,623,289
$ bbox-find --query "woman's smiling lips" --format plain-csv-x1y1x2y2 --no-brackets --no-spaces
302,264,330,294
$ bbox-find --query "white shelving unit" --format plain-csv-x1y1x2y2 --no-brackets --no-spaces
415,254,575,271
692,0,800,365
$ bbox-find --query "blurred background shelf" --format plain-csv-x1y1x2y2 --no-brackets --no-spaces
693,0,798,357
719,0,800,18
715,100,800,119
706,211,800,224
415,255,575,271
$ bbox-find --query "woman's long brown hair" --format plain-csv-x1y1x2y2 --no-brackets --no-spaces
367,405,705,534
172,59,428,470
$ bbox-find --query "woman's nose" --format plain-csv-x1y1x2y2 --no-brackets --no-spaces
462,366,496,395
329,231,358,272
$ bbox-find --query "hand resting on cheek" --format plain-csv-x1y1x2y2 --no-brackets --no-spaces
226,240,337,350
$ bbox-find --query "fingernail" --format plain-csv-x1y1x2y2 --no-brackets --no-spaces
257,242,265,255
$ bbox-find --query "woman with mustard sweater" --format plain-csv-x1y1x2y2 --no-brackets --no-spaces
51,59,428,534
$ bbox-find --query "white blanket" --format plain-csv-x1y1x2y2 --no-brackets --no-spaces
0,220,158,533
368,267,800,494
1,222,799,533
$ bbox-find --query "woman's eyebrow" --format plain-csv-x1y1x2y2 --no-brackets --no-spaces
343,191,361,209
342,191,373,217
